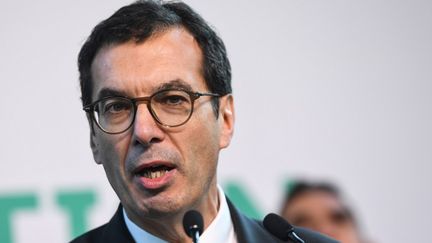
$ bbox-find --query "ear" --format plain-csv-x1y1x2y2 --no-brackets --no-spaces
218,94,235,149
90,133,103,165
86,113,102,165
85,112,96,135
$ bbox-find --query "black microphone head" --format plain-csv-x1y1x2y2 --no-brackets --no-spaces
263,213,294,241
182,210,204,237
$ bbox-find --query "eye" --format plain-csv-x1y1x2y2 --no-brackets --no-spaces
101,99,132,114
291,214,311,226
330,210,351,225
154,91,191,106
164,95,188,105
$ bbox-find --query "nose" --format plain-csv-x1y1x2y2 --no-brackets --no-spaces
132,104,165,145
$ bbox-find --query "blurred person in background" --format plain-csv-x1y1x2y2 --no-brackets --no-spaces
280,181,372,243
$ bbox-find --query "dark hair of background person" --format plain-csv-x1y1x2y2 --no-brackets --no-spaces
78,0,232,116
281,180,355,218
281,181,356,226
281,180,374,243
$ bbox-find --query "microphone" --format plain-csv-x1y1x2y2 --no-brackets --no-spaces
182,210,204,243
263,213,305,243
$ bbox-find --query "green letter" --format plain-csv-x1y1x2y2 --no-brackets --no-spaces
223,181,262,219
56,190,96,239
0,193,38,243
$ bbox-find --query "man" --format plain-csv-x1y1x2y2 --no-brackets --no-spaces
281,181,371,243
72,1,337,242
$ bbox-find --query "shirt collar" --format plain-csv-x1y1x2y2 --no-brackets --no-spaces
123,185,236,243
200,185,236,242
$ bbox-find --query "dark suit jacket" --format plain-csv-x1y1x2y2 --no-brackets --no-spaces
70,198,337,243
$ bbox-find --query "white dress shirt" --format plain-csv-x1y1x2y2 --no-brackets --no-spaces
123,185,238,243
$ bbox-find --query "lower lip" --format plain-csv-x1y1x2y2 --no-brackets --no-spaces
134,169,176,190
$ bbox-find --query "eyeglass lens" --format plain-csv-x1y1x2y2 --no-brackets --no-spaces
92,90,194,133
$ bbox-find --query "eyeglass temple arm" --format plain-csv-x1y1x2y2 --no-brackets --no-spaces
195,92,221,97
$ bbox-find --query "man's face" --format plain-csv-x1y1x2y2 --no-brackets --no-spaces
89,28,234,221
282,191,361,243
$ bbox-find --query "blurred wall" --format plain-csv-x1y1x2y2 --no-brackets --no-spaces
1,0,431,242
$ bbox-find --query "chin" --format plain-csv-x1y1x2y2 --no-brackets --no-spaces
136,193,187,217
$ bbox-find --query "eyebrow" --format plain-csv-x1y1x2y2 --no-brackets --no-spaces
95,79,195,100
96,88,128,100
154,79,193,92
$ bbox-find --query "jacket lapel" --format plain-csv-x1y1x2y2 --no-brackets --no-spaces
226,197,284,243
100,204,135,243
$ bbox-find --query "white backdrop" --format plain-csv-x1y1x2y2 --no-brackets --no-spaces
1,0,431,242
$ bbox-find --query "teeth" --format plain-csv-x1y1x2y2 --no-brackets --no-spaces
142,170,168,179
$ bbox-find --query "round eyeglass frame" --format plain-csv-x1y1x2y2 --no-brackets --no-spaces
83,89,221,134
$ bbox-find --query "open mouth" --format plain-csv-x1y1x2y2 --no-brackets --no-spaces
133,162,177,189
135,163,176,180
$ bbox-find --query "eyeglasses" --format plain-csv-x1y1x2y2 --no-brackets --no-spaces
83,89,221,134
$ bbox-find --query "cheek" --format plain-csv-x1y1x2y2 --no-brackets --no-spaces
335,228,360,243
98,137,134,199
194,121,219,152
97,134,131,175
180,121,220,169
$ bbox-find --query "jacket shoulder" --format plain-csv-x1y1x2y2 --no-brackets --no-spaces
226,196,338,243
69,224,107,243
69,204,135,243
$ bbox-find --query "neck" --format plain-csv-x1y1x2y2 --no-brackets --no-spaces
125,184,220,243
